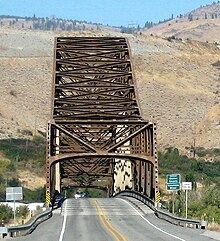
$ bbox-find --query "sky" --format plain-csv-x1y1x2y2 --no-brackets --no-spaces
0,0,217,27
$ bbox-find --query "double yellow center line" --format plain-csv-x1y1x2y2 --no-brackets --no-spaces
94,200,127,241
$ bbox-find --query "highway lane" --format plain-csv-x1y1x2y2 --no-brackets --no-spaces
9,197,220,241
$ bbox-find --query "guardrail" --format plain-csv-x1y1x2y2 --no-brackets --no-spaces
0,208,52,238
114,190,208,229
155,208,207,229
114,190,155,211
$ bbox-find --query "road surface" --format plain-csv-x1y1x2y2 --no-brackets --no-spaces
8,197,220,241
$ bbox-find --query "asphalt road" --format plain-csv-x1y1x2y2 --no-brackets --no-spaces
8,197,220,241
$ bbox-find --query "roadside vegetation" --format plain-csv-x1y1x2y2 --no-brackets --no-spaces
0,136,46,225
0,136,46,203
159,147,220,224
0,203,36,225
0,136,45,168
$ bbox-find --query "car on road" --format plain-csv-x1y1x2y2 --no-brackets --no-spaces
74,191,85,199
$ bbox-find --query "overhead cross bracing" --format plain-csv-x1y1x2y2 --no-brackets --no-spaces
46,37,158,203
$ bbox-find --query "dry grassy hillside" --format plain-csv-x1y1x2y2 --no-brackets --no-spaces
0,27,219,153
134,36,220,150
144,3,220,43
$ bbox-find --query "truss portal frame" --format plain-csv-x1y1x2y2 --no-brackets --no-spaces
46,37,158,200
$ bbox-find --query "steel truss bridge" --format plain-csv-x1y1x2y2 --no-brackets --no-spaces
46,37,158,203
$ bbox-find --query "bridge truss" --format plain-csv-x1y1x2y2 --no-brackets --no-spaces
46,37,158,203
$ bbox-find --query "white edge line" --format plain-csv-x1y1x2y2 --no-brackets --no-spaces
59,199,68,241
120,199,186,241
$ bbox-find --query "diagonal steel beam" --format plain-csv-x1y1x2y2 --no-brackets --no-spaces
107,123,151,152
53,123,97,153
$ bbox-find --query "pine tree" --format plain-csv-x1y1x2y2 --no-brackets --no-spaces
188,14,193,21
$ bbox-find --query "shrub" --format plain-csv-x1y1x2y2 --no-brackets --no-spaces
20,130,33,136
16,205,29,218
32,135,46,145
0,204,13,223
23,186,45,202
167,35,176,42
8,178,21,187
9,90,17,97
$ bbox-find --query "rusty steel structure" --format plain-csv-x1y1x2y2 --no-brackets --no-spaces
46,37,158,202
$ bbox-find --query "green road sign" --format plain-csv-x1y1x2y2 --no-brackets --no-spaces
167,183,181,190
166,174,181,191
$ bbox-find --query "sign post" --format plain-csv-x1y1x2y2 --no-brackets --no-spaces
6,187,23,225
182,182,192,219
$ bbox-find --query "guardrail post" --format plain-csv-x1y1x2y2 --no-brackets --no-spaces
0,227,8,239
201,221,208,229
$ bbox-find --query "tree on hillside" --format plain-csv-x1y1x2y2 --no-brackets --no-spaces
121,26,133,34
144,21,153,28
188,14,193,21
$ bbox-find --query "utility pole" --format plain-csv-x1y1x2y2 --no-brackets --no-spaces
193,138,196,158
172,192,175,214
34,117,37,136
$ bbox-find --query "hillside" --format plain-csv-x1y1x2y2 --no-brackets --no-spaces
144,2,220,43
0,15,119,32
0,25,219,152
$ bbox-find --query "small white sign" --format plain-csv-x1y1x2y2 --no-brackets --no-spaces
6,187,23,201
182,182,192,190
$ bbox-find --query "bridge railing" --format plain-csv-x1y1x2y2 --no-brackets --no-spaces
114,190,207,229
114,190,155,210
0,208,52,238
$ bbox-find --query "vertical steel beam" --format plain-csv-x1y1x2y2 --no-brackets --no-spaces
46,122,51,206
55,129,61,193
